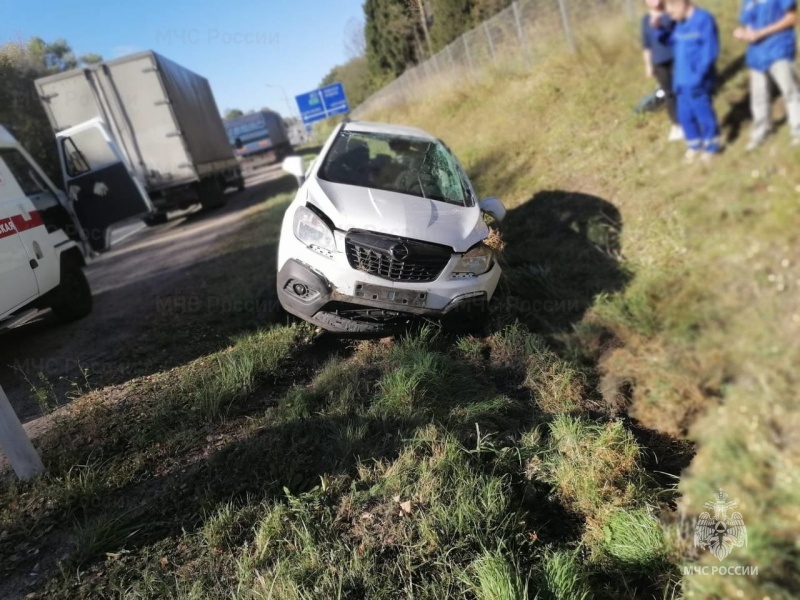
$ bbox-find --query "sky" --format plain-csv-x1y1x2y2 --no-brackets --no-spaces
2,0,365,119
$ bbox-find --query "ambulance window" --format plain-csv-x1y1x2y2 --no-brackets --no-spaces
62,127,117,177
0,149,47,197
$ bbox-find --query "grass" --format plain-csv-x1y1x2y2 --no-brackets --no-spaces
1,2,797,598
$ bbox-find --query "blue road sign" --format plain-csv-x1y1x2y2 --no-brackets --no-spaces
295,82,350,125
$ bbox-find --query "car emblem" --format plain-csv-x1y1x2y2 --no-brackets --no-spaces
391,243,409,261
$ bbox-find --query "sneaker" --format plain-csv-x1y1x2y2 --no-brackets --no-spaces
668,125,684,142
700,151,717,164
684,149,700,164
746,137,766,152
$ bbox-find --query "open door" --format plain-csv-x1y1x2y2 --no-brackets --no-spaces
57,118,152,252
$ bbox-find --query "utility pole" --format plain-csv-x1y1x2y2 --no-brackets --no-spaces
266,84,299,122
0,383,44,480
416,0,434,58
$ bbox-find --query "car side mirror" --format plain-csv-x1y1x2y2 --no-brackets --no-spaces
282,155,306,186
479,197,506,223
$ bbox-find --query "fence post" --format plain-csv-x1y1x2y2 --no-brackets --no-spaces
463,34,474,73
512,1,532,68
0,384,45,481
557,0,576,52
447,43,455,68
483,21,497,62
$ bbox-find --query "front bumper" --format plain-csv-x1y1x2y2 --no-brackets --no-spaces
277,253,501,333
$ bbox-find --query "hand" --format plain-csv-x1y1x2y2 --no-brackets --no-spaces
734,26,759,42
650,13,663,28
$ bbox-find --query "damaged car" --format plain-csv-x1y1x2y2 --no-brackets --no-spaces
277,121,506,334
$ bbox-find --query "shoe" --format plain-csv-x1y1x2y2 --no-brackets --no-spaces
668,125,684,142
700,152,717,164
746,137,766,152
684,149,700,164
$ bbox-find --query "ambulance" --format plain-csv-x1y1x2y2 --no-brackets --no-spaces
0,122,150,330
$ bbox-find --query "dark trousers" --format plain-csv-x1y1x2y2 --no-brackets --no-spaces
653,61,678,125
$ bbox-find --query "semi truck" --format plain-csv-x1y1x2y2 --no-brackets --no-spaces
35,51,244,232
224,110,292,170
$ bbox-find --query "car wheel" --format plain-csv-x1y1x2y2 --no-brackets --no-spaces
143,211,169,226
442,301,490,335
199,177,226,210
49,260,93,322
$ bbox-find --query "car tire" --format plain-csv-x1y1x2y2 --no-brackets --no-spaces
442,302,490,335
49,260,93,322
143,211,169,226
199,177,226,210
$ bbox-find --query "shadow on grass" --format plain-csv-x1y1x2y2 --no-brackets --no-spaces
493,190,628,335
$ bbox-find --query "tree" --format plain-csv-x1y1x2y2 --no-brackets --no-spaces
79,53,103,65
470,0,512,23
344,17,366,60
429,0,473,52
27,37,78,73
319,56,371,109
225,108,244,120
364,0,419,85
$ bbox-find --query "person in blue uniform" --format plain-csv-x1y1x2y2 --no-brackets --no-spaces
642,0,683,141
655,0,722,162
734,0,800,150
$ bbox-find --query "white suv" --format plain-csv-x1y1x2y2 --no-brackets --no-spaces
277,121,506,334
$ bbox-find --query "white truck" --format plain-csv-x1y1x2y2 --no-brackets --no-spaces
35,51,244,234
0,123,149,330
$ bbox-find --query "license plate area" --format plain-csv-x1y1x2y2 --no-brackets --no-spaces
354,282,427,307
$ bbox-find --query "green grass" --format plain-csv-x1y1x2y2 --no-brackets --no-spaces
3,2,797,598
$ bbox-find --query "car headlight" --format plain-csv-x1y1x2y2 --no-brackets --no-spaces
293,205,336,252
452,243,493,276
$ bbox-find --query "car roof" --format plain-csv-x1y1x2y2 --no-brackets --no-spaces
342,120,438,142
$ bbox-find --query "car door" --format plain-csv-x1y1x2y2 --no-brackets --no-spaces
0,159,40,315
57,119,152,252
0,147,76,296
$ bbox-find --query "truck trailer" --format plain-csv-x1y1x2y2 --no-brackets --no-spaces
35,51,244,229
224,110,292,170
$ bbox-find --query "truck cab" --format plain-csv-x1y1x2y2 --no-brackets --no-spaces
0,123,150,330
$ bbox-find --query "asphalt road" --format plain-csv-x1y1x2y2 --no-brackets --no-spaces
0,163,290,430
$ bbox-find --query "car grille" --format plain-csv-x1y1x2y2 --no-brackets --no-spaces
345,230,452,283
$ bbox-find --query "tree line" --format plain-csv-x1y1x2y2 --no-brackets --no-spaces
318,0,511,114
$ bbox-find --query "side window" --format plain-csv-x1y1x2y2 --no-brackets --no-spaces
62,127,117,177
63,138,91,177
0,149,48,196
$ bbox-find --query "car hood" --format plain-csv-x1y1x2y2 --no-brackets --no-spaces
310,178,487,252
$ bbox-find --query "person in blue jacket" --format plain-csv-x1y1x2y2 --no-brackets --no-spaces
734,0,800,149
642,0,683,141
656,0,722,162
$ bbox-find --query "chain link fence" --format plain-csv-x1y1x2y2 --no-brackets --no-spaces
353,0,635,118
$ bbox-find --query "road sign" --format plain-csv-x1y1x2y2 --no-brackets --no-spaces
295,82,350,125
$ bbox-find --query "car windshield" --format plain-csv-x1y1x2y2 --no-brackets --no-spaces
318,130,468,206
